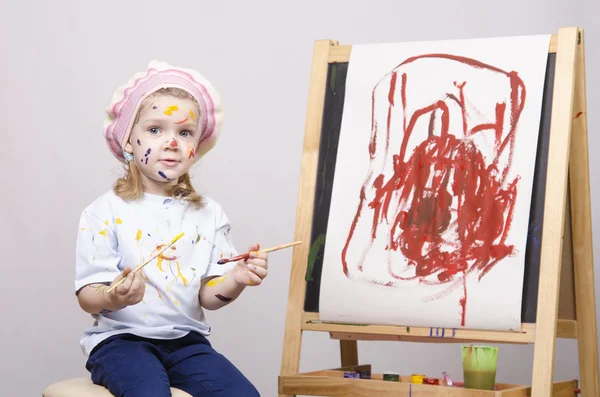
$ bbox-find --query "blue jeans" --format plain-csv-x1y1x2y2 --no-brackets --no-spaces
86,332,260,397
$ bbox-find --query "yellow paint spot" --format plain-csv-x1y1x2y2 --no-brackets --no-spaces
136,229,142,241
116,218,123,224
174,300,179,306
206,275,226,287
81,227,85,231
157,254,164,272
189,110,195,119
98,229,107,236
164,105,179,115
175,261,188,286
105,220,109,226
169,232,185,245
143,313,147,318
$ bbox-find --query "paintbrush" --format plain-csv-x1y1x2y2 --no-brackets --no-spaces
106,232,185,293
217,240,302,264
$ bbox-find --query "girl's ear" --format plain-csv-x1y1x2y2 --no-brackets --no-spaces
124,141,133,152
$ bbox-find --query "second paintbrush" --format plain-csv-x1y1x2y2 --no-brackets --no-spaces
217,240,302,264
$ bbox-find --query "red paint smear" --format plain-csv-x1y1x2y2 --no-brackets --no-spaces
174,117,189,124
188,148,196,159
342,53,526,326
170,139,178,148
575,111,583,119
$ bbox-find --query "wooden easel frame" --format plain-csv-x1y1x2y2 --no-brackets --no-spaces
279,27,598,397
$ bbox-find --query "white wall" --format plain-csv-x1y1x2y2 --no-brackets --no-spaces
1,0,598,396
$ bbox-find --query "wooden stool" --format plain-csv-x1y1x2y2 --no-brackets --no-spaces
42,377,192,397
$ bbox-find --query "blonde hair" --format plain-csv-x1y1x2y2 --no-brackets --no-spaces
113,87,203,207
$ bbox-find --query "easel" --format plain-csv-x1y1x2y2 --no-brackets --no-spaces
279,27,599,397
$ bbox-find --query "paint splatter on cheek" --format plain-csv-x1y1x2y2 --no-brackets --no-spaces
141,148,151,164
188,148,196,159
137,139,141,146
158,171,168,179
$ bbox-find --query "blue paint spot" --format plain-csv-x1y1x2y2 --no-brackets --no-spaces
158,171,168,179
163,199,173,205
137,139,141,146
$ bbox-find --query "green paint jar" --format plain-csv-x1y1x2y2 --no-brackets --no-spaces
462,345,498,390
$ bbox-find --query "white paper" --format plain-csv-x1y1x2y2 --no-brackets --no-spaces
319,34,551,331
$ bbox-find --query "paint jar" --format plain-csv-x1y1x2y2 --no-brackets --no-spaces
343,371,359,378
423,377,440,385
462,345,498,390
410,374,424,384
383,372,399,381
358,370,371,379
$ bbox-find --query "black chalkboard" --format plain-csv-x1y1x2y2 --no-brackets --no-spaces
303,54,556,324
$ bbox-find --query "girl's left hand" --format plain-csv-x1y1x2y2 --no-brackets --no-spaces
232,243,268,286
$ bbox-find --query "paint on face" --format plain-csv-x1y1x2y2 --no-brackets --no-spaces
189,110,195,120
188,148,196,159
144,148,151,165
158,171,168,179
152,106,158,110
174,117,188,125
164,105,179,116
170,139,178,148
137,139,141,146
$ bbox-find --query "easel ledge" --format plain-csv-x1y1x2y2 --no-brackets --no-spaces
279,27,598,397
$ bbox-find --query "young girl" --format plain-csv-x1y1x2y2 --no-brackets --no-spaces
75,61,265,397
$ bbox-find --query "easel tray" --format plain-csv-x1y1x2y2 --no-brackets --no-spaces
278,366,578,396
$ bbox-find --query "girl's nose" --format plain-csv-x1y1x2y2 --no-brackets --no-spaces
169,138,178,148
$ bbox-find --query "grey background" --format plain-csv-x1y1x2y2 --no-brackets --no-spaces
0,1,597,396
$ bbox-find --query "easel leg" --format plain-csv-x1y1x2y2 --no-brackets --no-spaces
340,340,359,367
569,28,600,396
531,27,579,397
279,39,338,397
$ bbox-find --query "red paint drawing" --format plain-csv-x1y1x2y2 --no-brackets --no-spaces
341,54,526,326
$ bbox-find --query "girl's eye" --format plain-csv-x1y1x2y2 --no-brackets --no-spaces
180,130,191,138
149,127,160,134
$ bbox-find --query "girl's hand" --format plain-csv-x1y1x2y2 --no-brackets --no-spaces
108,267,145,308
231,243,268,286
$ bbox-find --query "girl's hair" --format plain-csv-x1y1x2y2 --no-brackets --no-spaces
113,87,203,207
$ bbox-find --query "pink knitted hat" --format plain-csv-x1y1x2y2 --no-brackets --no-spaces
103,60,223,163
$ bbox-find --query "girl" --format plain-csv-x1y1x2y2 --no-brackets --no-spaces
74,61,265,397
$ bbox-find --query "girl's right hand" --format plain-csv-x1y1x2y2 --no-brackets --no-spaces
108,267,145,307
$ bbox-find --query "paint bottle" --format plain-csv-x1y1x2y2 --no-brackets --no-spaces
410,374,425,384
343,371,359,379
358,370,371,379
383,372,399,381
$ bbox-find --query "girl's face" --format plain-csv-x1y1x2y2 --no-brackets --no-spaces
125,95,200,194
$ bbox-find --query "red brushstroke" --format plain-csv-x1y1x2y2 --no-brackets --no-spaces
175,117,189,124
575,111,583,119
170,139,178,148
341,54,526,326
188,148,196,159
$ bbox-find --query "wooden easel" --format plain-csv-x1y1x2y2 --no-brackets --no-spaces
279,27,598,397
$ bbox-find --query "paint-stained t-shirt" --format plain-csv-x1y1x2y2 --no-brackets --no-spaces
74,189,238,357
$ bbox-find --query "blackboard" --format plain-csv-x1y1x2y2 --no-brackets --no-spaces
303,54,556,324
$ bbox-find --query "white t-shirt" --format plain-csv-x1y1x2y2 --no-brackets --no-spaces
74,189,238,356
